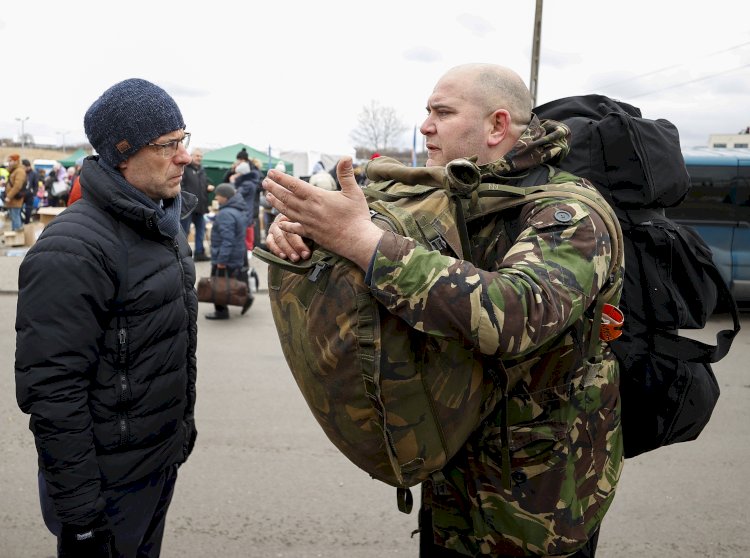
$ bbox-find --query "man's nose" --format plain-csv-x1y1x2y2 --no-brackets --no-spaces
175,144,192,164
419,116,434,136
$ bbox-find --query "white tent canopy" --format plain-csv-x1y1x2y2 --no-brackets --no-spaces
279,149,356,178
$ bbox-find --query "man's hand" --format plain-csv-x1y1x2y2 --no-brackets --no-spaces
263,157,384,270
59,517,115,558
266,214,311,262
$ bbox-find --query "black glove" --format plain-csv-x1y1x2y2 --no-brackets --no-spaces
59,516,115,558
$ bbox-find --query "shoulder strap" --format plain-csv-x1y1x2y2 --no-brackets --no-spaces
465,166,624,361
469,176,624,295
650,225,741,364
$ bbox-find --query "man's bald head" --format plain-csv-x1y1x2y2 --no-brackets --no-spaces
443,63,532,131
421,64,534,166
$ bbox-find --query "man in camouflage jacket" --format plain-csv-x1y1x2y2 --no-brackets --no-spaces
262,63,623,557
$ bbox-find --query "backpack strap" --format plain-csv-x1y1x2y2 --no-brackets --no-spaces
467,166,625,361
364,181,439,201
470,178,625,296
366,180,466,259
253,246,317,273
649,225,741,363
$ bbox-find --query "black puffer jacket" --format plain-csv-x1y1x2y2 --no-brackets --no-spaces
15,157,199,526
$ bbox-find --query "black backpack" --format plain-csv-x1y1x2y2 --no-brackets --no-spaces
534,94,741,458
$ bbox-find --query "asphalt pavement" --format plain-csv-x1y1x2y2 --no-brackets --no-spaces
1,253,748,557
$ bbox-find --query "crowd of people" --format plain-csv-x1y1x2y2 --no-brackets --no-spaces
0,155,85,232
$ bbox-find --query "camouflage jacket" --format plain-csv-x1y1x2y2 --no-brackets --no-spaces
367,117,624,556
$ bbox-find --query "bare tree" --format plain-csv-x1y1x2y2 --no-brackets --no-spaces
350,100,407,152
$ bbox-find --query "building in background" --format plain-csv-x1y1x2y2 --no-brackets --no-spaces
709,129,750,148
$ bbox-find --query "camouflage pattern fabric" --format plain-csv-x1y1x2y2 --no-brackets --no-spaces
367,117,624,556
263,170,504,488
259,115,624,556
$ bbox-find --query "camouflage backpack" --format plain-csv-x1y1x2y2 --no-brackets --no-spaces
254,156,622,507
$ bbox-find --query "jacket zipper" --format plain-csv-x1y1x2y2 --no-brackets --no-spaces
117,325,130,446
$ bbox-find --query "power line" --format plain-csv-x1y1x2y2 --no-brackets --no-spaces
595,64,682,90
592,40,750,91
626,63,750,99
708,40,750,56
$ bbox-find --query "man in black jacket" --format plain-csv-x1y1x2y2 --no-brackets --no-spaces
21,158,38,224
15,78,198,558
180,148,212,261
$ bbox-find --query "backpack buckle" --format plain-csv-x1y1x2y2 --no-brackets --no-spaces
308,261,329,283
429,235,447,251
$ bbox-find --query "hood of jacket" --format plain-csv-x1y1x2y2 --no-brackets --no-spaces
480,115,570,179
79,156,197,235
220,192,249,214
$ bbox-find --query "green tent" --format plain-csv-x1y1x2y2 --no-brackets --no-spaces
201,143,293,185
58,148,89,168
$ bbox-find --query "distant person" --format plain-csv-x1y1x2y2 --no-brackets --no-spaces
249,158,264,247
180,148,213,261
353,163,367,187
309,171,337,190
206,183,253,319
223,147,250,183
4,153,27,231
35,170,48,208
21,159,38,224
257,161,286,244
231,161,259,250
66,156,86,206
15,78,199,558
46,162,69,207
311,160,325,174
308,162,337,191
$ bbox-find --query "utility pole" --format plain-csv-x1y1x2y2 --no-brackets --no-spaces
15,116,30,148
529,0,543,107
57,130,70,153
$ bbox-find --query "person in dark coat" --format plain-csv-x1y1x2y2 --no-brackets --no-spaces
21,159,38,223
180,148,212,260
222,146,250,183
15,78,198,558
231,161,260,250
206,183,253,319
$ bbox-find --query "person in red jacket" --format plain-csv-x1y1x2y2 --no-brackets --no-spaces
66,157,86,206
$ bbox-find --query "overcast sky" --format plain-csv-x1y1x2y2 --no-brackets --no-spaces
2,1,749,157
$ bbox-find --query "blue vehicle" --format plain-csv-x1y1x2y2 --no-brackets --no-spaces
666,147,750,303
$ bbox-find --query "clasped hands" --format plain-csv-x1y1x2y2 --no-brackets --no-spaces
262,157,383,271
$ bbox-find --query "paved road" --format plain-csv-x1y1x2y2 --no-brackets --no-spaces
1,257,748,557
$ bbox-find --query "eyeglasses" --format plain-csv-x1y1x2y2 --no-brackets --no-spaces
147,132,191,159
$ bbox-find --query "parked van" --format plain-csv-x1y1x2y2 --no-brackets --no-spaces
32,159,59,173
666,147,750,303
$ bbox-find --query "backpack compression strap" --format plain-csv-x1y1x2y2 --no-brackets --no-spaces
466,170,625,361
469,179,625,302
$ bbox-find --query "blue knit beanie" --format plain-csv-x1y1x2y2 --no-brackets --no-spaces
84,78,185,167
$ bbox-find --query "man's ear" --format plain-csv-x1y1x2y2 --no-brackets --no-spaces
488,109,511,147
118,160,128,171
